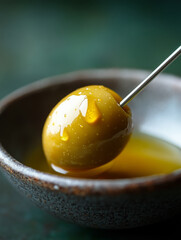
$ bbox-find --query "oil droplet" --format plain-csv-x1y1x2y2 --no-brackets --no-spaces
64,114,67,118
60,128,69,142
80,124,83,128
85,99,101,124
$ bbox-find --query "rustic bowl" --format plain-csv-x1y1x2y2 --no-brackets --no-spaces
0,69,181,229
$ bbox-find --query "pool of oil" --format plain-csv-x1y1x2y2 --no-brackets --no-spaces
24,132,181,179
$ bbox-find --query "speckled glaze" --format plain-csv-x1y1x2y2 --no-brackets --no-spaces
1,69,181,229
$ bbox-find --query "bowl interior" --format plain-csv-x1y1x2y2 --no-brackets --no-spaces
0,69,181,173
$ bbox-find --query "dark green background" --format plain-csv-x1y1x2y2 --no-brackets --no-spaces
0,0,181,239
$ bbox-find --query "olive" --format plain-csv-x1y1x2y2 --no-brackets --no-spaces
42,85,132,171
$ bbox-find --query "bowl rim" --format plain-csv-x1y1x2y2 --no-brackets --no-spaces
1,68,181,195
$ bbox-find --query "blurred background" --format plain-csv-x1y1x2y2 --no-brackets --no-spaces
0,0,181,239
0,0,181,99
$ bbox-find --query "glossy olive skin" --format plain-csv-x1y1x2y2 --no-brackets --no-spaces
42,85,132,171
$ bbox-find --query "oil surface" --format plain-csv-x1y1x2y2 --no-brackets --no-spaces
25,132,181,179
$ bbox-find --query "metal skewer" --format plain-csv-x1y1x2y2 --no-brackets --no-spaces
120,45,181,107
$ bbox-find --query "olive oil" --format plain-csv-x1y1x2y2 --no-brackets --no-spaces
25,132,181,179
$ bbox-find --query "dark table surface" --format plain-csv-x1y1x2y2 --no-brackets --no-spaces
0,1,181,239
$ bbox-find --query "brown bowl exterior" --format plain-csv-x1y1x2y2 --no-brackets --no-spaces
1,69,181,229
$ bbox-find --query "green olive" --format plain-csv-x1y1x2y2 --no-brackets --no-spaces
42,85,132,171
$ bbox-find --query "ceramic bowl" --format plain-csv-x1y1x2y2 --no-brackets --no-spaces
0,69,181,229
